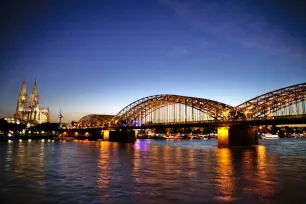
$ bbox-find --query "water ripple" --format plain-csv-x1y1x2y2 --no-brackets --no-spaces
1,139,306,203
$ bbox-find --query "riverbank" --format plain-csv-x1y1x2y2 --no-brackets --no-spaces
0,135,56,141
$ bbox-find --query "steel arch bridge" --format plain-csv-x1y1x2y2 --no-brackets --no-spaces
111,94,233,126
77,114,114,128
76,82,306,128
232,82,306,119
110,83,306,126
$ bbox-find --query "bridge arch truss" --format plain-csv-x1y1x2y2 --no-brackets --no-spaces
77,114,114,128
111,94,233,125
232,82,306,119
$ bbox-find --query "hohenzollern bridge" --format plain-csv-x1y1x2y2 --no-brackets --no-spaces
64,82,306,147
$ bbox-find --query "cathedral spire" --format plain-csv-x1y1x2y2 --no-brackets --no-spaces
16,78,29,120
32,79,37,95
30,79,39,107
19,78,27,96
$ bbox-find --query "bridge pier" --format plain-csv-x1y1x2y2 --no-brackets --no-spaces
218,124,258,147
108,130,136,143
102,130,109,141
217,127,230,147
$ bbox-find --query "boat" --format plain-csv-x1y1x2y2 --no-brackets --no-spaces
168,135,182,139
261,133,279,139
198,134,209,140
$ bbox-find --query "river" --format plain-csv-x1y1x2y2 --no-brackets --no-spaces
1,138,306,203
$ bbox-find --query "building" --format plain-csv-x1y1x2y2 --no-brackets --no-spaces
4,117,20,124
15,79,50,124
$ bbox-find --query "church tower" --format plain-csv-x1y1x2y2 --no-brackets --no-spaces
30,79,39,107
16,78,29,121
30,79,40,121
15,78,49,124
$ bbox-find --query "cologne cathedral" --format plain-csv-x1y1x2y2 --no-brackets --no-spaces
15,79,50,124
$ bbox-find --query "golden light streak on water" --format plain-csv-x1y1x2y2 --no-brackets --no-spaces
1,139,306,203
97,142,111,191
215,148,235,202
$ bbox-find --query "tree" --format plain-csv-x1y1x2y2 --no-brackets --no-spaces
29,123,59,132
0,119,9,133
0,119,26,133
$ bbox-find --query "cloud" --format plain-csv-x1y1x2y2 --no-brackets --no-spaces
159,0,306,61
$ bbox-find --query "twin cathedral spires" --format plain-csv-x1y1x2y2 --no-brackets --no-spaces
17,79,38,108
16,79,49,124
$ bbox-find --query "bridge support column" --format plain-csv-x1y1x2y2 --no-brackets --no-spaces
134,130,138,137
218,124,258,147
109,130,136,143
217,127,230,147
103,130,109,141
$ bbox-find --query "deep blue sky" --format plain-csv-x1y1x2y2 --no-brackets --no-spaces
1,0,305,122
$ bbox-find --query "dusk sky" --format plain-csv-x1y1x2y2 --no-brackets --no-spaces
1,0,305,123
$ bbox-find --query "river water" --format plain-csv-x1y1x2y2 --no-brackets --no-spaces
1,138,306,204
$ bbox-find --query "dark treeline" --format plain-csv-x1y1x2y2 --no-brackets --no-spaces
29,123,59,132
0,119,26,132
0,118,59,133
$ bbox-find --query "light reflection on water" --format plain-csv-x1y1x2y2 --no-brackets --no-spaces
1,139,306,203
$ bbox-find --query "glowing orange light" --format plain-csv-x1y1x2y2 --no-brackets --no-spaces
216,148,234,202
218,127,229,147
103,130,109,141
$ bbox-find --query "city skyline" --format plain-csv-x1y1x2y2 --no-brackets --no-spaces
1,0,306,123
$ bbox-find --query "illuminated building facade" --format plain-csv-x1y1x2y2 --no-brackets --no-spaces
15,79,50,124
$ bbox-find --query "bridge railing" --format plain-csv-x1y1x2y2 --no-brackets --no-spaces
142,120,218,126
75,114,306,129
138,114,306,126
235,114,306,122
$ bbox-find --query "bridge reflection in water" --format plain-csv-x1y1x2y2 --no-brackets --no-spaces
93,140,282,203
2,139,306,203
216,148,234,202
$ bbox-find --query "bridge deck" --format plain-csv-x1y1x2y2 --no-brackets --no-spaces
74,115,306,130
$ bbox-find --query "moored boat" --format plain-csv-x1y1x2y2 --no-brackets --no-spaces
261,133,279,139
